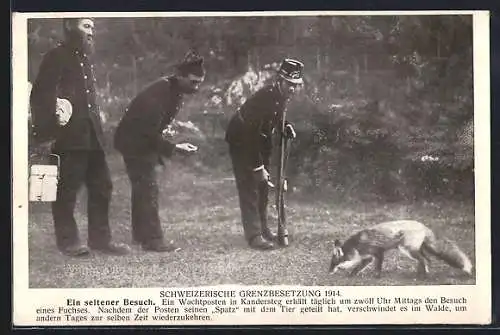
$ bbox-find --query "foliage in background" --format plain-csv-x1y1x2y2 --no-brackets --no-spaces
27,15,474,202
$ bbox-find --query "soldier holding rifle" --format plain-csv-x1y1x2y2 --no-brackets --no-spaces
225,59,303,250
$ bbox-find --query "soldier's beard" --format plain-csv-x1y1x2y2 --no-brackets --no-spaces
68,31,95,55
80,34,95,55
84,37,95,55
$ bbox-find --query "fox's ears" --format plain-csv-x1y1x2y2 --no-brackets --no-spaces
334,239,342,247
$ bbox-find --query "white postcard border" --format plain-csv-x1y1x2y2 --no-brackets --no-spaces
11,10,492,326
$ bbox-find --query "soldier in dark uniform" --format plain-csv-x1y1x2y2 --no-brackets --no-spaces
225,59,303,250
114,51,204,252
30,18,130,257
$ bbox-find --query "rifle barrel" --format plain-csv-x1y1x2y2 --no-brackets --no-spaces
276,110,289,246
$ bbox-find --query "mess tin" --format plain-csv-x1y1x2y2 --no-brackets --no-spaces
29,153,60,202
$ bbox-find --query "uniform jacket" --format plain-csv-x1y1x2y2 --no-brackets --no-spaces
30,41,105,151
114,76,184,160
225,83,289,169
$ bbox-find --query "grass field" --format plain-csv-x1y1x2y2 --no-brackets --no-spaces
28,151,476,288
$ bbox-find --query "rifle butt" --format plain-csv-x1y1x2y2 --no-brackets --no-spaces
277,189,289,247
277,230,289,247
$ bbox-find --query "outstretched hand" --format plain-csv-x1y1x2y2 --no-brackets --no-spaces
175,142,198,155
285,123,297,139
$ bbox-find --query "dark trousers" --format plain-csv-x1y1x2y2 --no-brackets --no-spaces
51,150,112,249
229,145,271,242
122,156,164,244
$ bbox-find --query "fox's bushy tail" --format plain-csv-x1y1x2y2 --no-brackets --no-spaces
422,234,473,275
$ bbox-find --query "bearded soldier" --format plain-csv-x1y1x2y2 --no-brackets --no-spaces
225,59,303,250
30,18,130,257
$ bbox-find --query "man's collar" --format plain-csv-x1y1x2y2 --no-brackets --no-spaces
61,39,93,58
62,38,81,51
274,81,282,95
272,81,287,102
167,76,183,96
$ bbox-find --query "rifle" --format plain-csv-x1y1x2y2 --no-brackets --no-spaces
275,111,292,247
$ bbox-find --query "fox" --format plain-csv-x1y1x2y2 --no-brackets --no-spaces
328,220,473,279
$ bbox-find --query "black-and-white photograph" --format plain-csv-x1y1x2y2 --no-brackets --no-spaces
25,13,476,289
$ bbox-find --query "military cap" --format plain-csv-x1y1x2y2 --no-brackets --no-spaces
277,58,304,84
177,50,205,77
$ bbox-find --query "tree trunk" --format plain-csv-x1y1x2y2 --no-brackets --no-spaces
437,31,441,58
354,59,360,85
131,56,137,97
316,46,321,72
